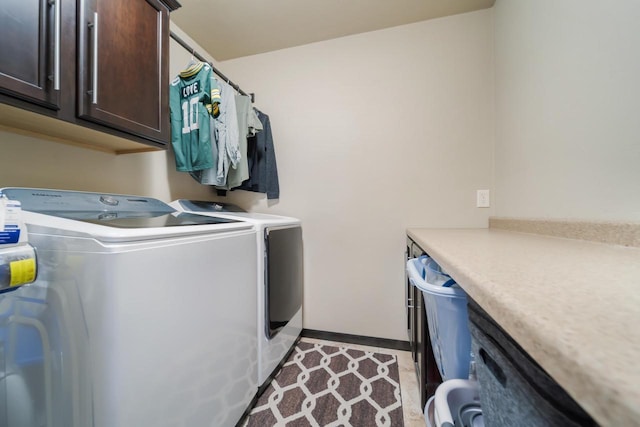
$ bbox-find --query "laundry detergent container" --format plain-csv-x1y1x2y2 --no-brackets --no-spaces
406,257,471,381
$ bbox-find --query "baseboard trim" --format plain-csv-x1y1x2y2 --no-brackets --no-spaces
301,329,410,351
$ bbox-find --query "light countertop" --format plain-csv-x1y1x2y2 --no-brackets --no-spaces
407,227,640,427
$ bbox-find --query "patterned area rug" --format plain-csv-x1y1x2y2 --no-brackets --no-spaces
246,340,404,427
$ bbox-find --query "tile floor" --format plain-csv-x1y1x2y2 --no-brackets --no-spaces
247,337,427,427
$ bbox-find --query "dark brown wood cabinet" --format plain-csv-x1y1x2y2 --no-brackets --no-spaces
0,0,180,152
77,0,171,144
406,236,442,408
0,0,61,109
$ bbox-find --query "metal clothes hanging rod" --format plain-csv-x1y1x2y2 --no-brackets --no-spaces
170,31,255,103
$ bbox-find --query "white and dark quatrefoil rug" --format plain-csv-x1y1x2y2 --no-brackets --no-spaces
246,340,404,427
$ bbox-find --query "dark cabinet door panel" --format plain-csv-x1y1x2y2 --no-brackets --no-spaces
406,238,443,408
78,0,169,145
0,0,60,108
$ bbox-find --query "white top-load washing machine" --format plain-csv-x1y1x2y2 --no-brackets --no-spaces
0,188,258,427
170,200,303,389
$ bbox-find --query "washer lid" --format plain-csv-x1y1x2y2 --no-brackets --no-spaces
176,199,247,213
70,211,239,228
172,199,301,226
1,188,240,228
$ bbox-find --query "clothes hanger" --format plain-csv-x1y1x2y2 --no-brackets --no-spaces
185,48,200,69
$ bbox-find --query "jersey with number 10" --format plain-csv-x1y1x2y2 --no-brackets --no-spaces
169,62,221,172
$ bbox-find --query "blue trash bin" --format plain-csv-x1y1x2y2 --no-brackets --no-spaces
407,257,471,381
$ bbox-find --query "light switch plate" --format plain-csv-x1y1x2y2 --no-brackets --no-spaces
477,190,490,208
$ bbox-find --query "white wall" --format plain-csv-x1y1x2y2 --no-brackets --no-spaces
219,10,494,339
494,0,640,221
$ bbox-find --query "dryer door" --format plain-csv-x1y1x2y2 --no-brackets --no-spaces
265,226,303,339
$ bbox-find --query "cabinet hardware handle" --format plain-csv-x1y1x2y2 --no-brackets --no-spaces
479,348,507,386
407,305,415,309
89,12,99,104
49,0,61,90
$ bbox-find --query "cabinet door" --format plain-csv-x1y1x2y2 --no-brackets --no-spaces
0,0,61,108
77,0,169,145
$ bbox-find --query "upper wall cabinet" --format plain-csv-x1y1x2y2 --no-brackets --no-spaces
0,0,181,153
0,0,61,109
77,0,171,144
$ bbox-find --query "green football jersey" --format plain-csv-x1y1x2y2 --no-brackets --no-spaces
169,62,221,172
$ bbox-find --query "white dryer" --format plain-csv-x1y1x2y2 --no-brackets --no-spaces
170,200,303,389
0,188,258,427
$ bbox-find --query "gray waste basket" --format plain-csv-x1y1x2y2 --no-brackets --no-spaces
467,300,597,427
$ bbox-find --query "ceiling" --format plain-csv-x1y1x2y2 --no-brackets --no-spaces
171,0,496,61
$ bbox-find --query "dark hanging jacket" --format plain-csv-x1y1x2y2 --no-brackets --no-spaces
238,109,280,199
